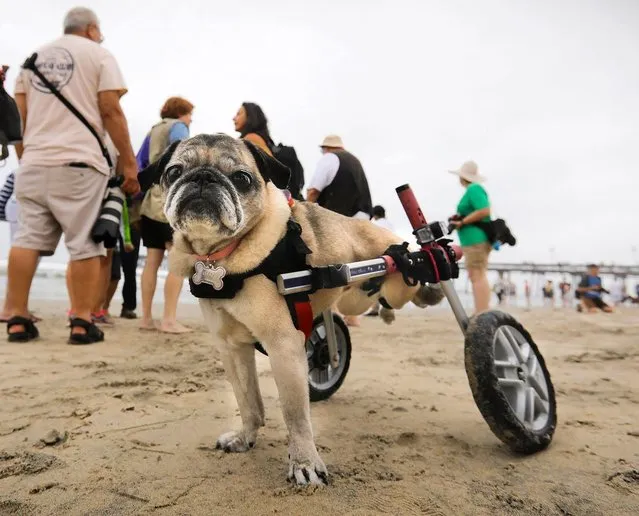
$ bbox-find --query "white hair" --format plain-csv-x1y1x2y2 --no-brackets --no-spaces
63,7,99,34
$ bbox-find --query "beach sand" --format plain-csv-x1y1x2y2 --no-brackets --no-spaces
0,301,638,515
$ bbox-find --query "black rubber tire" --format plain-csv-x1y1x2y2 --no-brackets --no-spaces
464,310,557,454
308,314,352,402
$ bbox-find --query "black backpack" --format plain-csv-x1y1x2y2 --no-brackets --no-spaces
0,79,22,148
271,143,305,200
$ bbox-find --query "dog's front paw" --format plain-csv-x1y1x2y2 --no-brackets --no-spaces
287,454,328,486
215,430,255,453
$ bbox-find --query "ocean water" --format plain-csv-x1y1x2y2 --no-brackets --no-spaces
0,260,582,313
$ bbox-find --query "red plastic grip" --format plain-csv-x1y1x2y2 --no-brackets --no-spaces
396,184,428,230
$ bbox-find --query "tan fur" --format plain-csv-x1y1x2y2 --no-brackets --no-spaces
158,134,442,485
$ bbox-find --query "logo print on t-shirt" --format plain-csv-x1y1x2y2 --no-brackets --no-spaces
30,47,75,93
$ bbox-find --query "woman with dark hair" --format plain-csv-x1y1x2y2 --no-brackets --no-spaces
233,102,274,156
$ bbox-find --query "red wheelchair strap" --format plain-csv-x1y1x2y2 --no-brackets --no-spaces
294,300,314,340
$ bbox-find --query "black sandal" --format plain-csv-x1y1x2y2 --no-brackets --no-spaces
7,316,40,342
68,318,105,345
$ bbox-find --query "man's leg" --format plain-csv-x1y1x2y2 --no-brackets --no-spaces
66,264,75,314
6,247,40,334
120,223,140,315
49,166,109,341
104,246,121,312
7,166,60,335
92,250,113,311
69,257,102,333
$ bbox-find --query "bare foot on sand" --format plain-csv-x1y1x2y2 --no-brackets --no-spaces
159,321,193,334
140,319,159,331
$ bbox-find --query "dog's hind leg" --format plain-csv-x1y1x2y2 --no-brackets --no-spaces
412,284,444,307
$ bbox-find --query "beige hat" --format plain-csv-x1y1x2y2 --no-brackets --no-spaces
448,160,485,183
320,134,344,149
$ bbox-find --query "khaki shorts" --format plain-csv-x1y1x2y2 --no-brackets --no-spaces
13,165,109,260
463,242,492,271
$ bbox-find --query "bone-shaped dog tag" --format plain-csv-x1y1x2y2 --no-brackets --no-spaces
192,261,226,290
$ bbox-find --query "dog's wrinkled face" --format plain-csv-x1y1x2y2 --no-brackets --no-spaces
156,134,290,255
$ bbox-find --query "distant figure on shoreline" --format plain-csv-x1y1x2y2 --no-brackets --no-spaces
559,280,571,309
542,280,555,309
576,264,613,313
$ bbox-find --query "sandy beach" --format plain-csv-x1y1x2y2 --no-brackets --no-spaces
0,301,638,515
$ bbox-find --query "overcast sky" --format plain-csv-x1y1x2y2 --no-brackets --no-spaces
1,0,638,265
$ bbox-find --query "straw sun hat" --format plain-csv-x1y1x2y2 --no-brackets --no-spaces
448,160,485,183
319,135,344,149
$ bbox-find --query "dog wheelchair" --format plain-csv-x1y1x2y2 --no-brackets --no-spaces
276,185,557,454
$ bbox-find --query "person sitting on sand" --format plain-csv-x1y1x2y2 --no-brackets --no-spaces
576,264,613,313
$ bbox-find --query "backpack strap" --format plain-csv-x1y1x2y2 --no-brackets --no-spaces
22,53,113,169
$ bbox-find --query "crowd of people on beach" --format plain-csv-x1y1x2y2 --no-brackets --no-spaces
0,7,406,343
1,7,633,346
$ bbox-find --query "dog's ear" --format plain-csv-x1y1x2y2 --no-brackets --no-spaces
243,140,291,190
138,140,181,192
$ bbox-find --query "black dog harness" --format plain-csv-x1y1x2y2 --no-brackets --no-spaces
189,219,315,341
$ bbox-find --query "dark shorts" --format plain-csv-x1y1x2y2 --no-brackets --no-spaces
140,215,173,250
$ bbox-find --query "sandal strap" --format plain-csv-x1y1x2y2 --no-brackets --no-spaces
69,317,92,330
69,317,104,340
7,316,33,329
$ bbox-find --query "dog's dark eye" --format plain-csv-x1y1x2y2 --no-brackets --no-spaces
230,171,252,190
166,165,183,183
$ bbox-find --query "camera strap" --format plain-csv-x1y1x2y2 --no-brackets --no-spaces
22,53,113,169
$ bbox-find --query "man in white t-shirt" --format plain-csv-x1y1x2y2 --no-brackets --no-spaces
6,7,140,344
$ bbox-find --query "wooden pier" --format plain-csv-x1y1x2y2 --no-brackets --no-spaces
458,262,639,277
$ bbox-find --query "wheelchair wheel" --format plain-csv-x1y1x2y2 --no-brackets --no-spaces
464,310,557,454
307,313,352,402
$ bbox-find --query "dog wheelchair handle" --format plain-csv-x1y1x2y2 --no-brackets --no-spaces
396,184,470,332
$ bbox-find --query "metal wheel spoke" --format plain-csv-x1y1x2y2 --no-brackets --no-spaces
498,377,525,388
524,387,536,427
494,359,519,369
498,329,525,365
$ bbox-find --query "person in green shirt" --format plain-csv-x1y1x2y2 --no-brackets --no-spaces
448,160,492,312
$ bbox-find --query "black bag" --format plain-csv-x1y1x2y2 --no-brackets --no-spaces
271,143,305,200
0,80,22,146
475,218,517,247
22,53,123,248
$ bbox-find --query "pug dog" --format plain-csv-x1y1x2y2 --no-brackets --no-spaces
143,133,443,486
